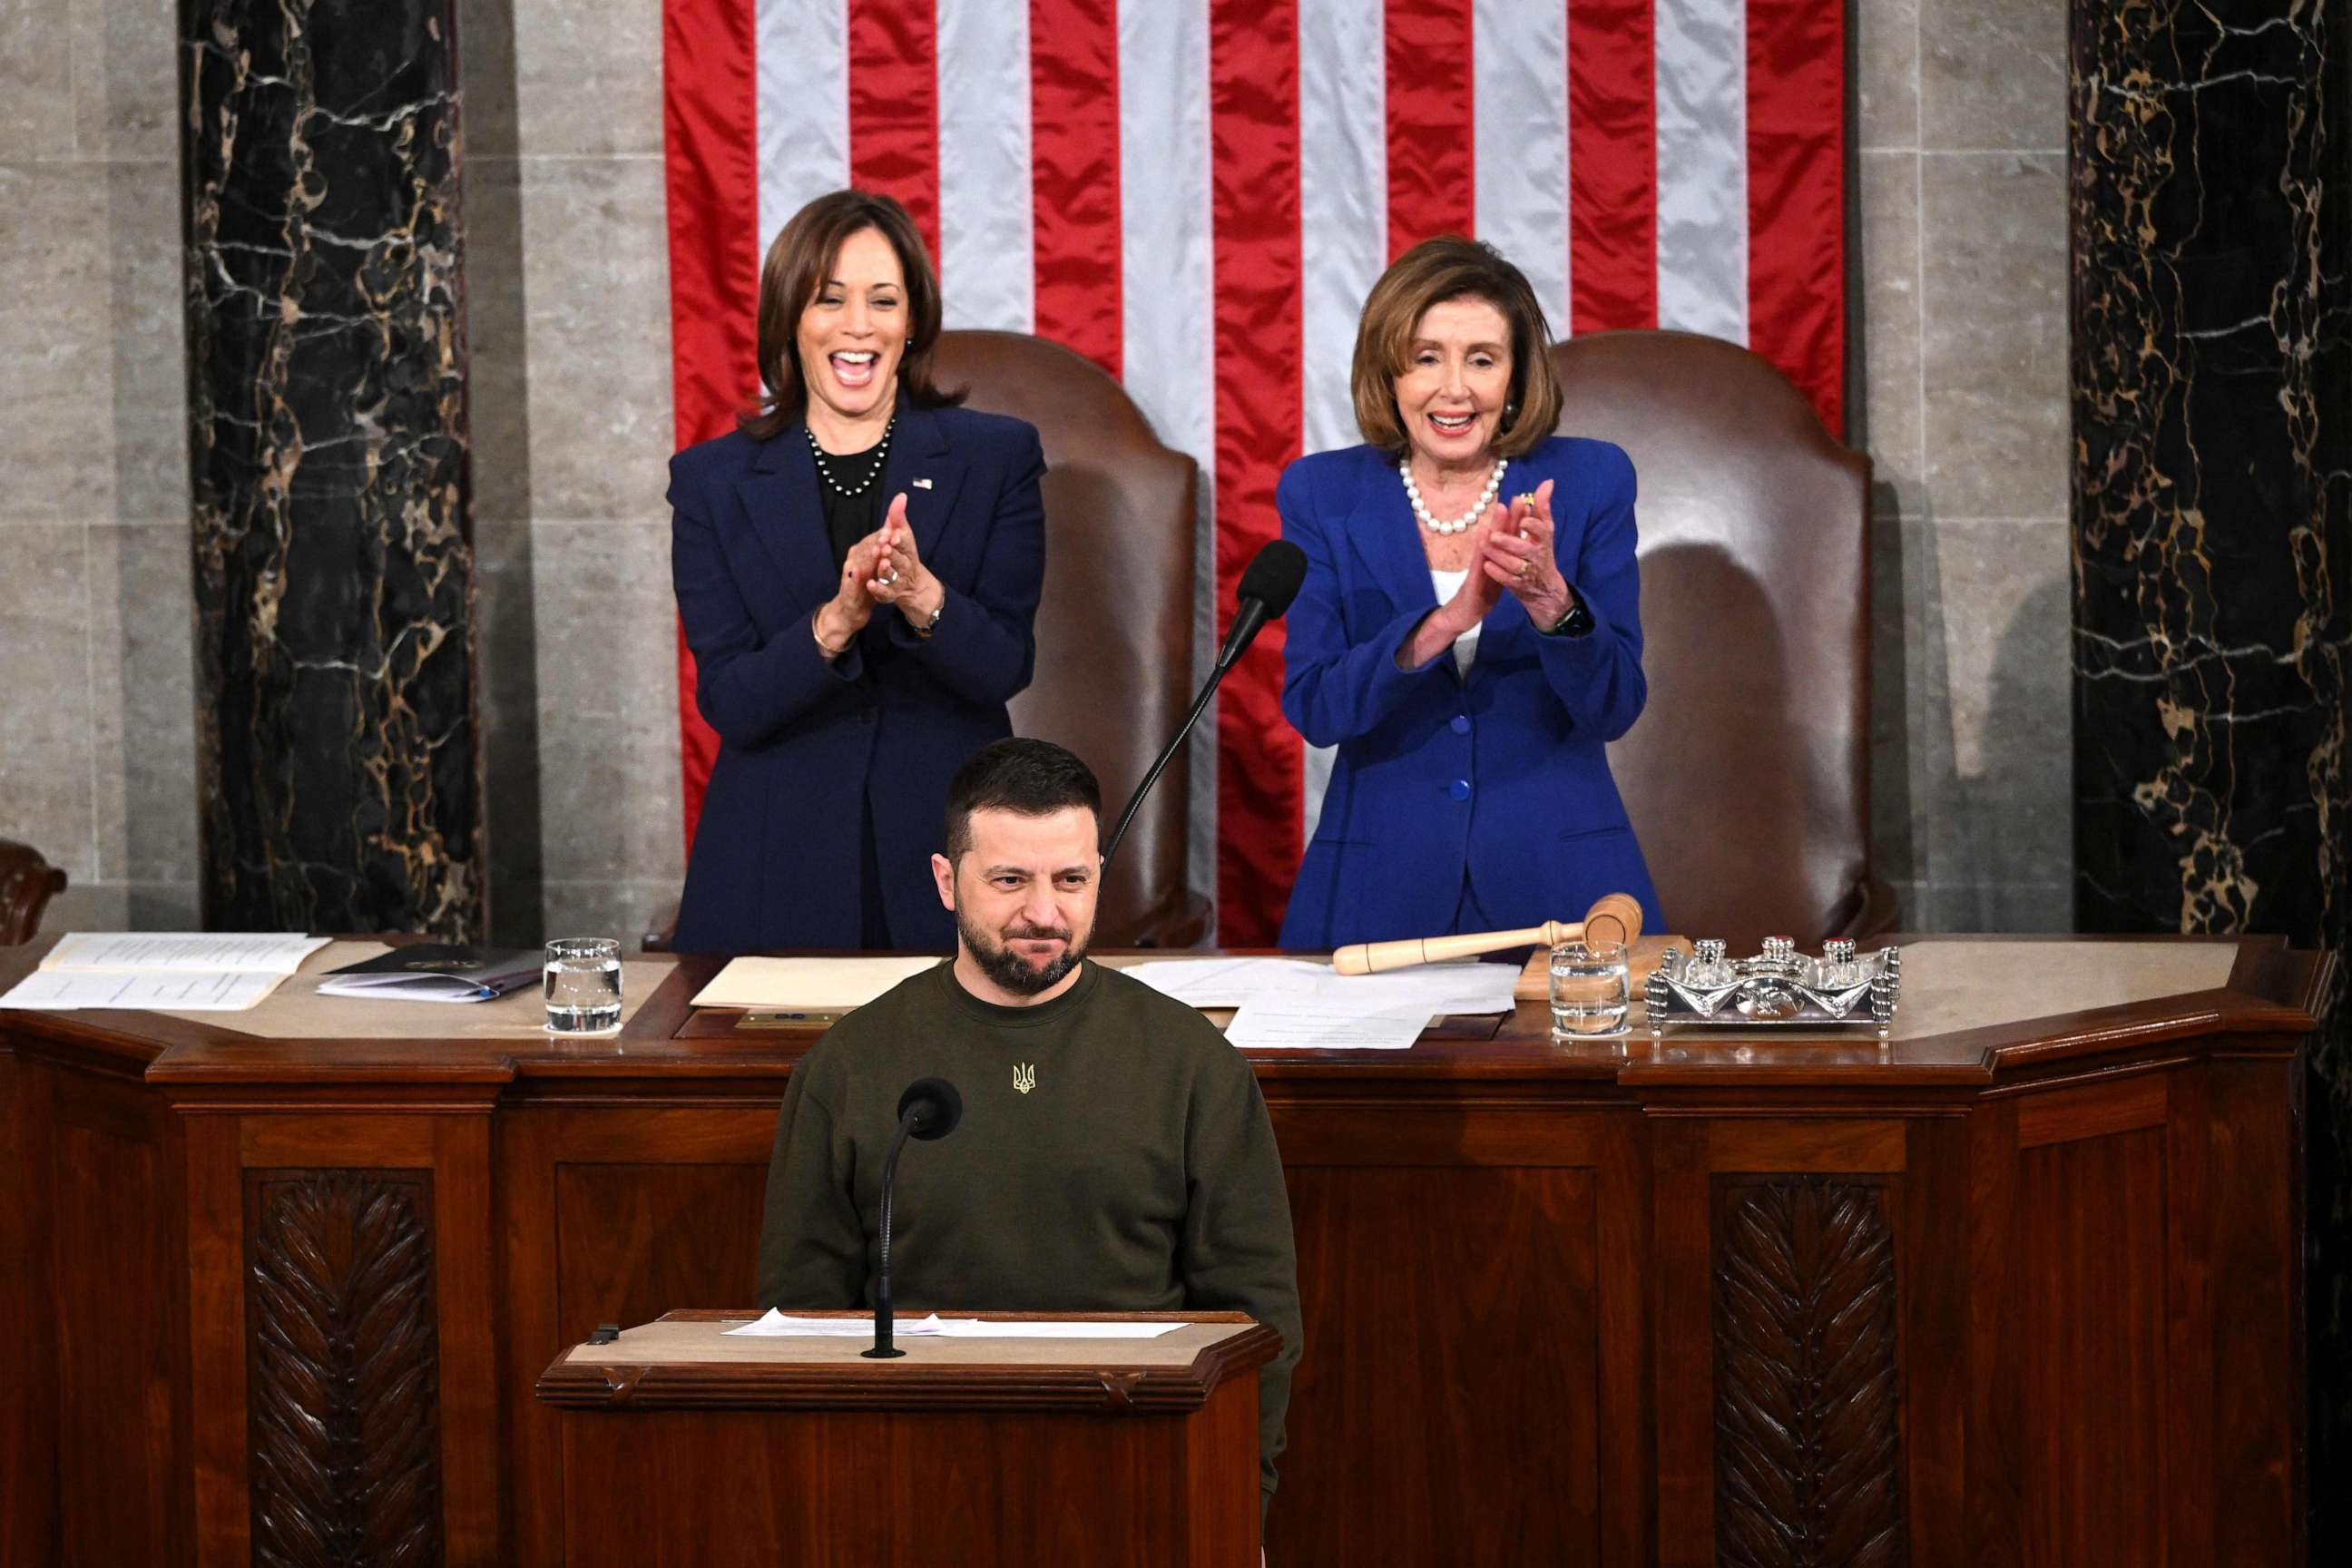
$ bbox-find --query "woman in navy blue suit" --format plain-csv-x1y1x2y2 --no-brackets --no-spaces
1278,237,1664,948
669,190,1045,953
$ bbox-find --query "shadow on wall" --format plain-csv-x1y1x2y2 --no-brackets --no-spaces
456,0,545,947
1954,569,2073,930
1867,489,2073,934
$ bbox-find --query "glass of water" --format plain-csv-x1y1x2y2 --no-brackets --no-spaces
1549,939,1630,1037
544,937,622,1034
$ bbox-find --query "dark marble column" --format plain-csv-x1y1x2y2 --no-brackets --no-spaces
183,0,483,938
2069,0,2351,1547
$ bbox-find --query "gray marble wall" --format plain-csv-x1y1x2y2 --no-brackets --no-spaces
0,0,2070,944
1857,0,2073,929
460,0,685,947
0,0,200,932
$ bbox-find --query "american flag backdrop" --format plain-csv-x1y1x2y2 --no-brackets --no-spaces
662,0,1847,944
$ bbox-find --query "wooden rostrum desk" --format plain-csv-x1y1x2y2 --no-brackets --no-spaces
0,935,2322,1565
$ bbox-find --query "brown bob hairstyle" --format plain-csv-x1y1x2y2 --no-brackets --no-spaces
740,189,965,441
1350,235,1563,458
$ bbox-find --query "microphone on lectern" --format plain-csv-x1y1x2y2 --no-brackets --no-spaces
1102,540,1309,874
864,1077,964,1359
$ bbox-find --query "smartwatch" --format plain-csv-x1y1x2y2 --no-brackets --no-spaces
1544,596,1594,639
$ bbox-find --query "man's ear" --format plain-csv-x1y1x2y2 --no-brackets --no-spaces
931,852,956,912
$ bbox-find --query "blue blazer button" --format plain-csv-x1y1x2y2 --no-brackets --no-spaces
1449,779,1471,800
1450,714,1471,734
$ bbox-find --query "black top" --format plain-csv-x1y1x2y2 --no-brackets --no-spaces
811,428,888,568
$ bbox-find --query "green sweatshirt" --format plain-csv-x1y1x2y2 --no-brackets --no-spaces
757,958,1304,1511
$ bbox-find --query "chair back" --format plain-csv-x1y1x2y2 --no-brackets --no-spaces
0,838,68,946
933,331,1207,945
1551,330,1878,949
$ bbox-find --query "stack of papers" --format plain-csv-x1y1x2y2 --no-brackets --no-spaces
720,1309,1185,1340
690,956,942,1011
1121,956,1521,1050
0,933,329,1012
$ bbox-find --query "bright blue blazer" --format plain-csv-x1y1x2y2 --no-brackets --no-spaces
669,403,1046,953
1276,436,1664,948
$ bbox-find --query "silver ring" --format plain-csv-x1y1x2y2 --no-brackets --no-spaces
877,567,899,587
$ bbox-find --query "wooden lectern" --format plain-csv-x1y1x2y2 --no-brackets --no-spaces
534,1310,1279,1567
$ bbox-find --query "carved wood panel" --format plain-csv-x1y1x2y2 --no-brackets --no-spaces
244,1170,443,1565
1711,1173,1905,1567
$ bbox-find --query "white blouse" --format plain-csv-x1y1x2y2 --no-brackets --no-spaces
1427,568,1480,677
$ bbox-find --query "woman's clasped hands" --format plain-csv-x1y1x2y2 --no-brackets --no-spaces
813,493,947,658
1411,477,1576,666
1475,477,1573,629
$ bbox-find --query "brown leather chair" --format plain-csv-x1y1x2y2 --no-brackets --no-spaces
937,330,1210,946
0,838,68,946
1551,329,1894,950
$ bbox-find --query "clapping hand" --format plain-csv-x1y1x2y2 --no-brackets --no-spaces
814,533,884,655
1436,503,1509,631
1478,478,1573,627
865,493,946,627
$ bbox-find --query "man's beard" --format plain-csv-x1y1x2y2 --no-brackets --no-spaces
958,907,1089,996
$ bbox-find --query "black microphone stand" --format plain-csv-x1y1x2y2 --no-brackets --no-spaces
1102,539,1303,869
863,1113,921,1359
1101,665,1221,867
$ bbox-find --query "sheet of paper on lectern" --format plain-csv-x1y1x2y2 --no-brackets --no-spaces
724,1310,944,1338
1223,1000,1430,1051
1120,956,1520,1018
0,968,289,1012
931,1319,1185,1339
39,932,327,974
720,1309,1185,1340
690,956,944,1011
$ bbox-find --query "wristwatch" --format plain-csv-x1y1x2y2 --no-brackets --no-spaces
1544,595,1593,638
912,596,946,639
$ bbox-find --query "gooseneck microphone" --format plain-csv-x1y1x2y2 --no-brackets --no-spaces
1102,539,1308,870
864,1077,964,1360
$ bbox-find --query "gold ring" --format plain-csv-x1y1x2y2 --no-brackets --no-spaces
1515,561,1531,579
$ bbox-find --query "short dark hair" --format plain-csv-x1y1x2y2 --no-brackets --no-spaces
740,188,965,442
1351,234,1563,458
943,740,1103,861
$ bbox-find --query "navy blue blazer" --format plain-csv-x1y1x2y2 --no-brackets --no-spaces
1276,436,1665,948
669,403,1046,952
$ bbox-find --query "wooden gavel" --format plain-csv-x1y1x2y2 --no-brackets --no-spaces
1330,893,1644,976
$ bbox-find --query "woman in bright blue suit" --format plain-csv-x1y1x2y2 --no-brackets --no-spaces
670,190,1045,953
1278,237,1664,948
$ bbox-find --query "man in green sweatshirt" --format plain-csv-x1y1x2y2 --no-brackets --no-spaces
757,738,1304,1527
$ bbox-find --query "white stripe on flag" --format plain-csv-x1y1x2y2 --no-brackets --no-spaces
1116,0,1220,902
1297,0,1386,843
1298,0,1385,463
1117,0,1213,469
1653,0,1749,342
936,0,1034,329
755,0,848,260
1473,0,1570,338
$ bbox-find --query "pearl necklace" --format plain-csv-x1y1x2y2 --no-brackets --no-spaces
808,416,895,496
1399,456,1506,535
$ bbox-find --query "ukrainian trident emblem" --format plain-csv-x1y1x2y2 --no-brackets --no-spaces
1013,1062,1036,1094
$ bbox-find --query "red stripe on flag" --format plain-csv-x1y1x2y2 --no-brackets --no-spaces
1210,0,1305,946
1567,0,1657,329
848,0,942,261
1746,0,1846,434
662,0,759,847
1384,0,1475,258
1030,0,1123,375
